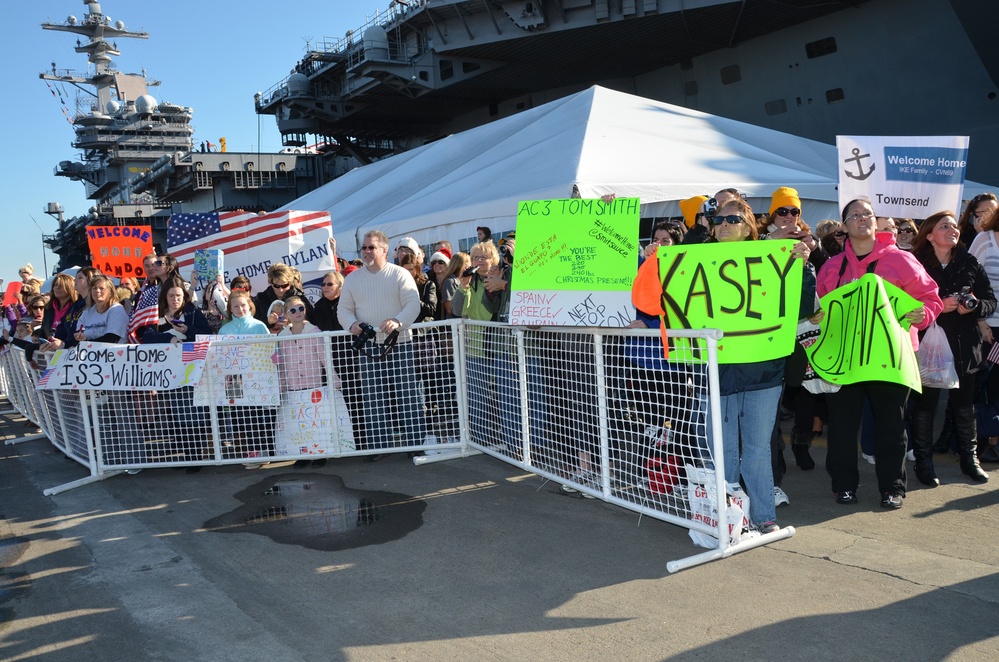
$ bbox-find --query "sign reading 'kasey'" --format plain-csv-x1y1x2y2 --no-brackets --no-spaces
654,240,803,363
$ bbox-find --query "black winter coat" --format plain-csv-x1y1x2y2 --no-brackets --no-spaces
917,247,997,377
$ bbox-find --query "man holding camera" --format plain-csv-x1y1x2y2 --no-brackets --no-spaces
339,230,427,454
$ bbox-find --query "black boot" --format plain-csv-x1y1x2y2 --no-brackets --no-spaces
931,405,955,454
954,406,989,483
790,429,815,471
910,408,939,487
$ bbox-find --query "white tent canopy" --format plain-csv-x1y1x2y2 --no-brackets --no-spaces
282,86,989,255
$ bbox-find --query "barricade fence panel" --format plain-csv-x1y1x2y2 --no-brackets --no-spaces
461,321,726,537
5,321,758,570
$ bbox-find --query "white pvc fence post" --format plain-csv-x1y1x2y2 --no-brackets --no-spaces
593,330,612,498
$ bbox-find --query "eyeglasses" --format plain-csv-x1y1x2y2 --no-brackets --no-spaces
834,231,848,238
710,215,744,226
360,244,379,251
287,305,306,314
151,260,165,267
270,282,291,290
846,211,875,222
775,207,800,217
30,305,45,310
321,281,336,286
898,227,915,234
431,260,446,266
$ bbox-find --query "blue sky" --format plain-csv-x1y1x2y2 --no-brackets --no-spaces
2,1,378,284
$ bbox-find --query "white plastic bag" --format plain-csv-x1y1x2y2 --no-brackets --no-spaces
797,318,841,395
917,323,959,389
685,465,754,548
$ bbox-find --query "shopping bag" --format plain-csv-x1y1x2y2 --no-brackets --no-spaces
916,323,959,389
684,465,752,548
796,318,841,394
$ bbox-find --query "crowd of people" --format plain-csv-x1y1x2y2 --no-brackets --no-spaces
3,191,997,535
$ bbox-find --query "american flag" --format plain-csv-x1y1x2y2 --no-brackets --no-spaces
37,368,52,387
182,341,210,362
127,284,160,343
166,210,331,272
989,342,999,365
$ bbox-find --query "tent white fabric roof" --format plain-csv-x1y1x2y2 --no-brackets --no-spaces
282,85,989,255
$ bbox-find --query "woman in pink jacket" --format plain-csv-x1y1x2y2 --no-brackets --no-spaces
816,196,943,510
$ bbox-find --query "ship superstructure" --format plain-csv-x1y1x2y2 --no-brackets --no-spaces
255,0,999,185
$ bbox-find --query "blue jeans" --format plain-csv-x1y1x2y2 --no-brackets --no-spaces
708,385,781,526
359,342,426,449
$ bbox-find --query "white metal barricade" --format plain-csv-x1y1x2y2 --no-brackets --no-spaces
1,320,792,570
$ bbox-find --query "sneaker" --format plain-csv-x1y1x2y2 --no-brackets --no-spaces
560,471,598,498
881,492,904,509
835,490,858,505
862,453,876,465
774,486,790,507
757,521,780,535
905,449,915,462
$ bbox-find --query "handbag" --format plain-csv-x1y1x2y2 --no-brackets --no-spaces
916,322,959,389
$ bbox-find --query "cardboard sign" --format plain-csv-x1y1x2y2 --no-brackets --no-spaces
806,273,922,391
511,197,640,326
655,240,804,363
37,341,208,391
193,335,281,406
87,225,153,278
274,387,355,456
193,249,224,282
837,135,969,219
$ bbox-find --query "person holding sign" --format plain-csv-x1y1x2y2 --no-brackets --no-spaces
699,198,813,534
41,267,100,351
137,278,212,345
911,212,993,485
815,197,943,509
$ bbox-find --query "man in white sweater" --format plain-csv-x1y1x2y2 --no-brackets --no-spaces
338,230,426,454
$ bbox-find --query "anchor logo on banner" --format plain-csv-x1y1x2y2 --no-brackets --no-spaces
843,147,876,181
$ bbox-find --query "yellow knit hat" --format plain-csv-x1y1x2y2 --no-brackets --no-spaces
679,195,709,228
769,187,801,216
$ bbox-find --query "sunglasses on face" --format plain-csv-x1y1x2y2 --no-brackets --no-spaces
431,260,446,266
287,305,306,314
834,231,848,238
322,281,336,286
30,305,45,310
710,215,744,226
360,244,379,251
270,282,291,290
898,227,915,234
151,260,165,267
775,207,800,217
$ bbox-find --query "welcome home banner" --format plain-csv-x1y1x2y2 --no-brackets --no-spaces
837,135,969,219
87,225,153,279
37,341,209,391
655,240,803,364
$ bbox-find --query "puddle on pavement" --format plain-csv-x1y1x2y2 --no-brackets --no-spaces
202,473,426,551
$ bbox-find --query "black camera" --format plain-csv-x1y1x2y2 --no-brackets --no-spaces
499,244,514,265
956,286,979,311
352,322,377,351
462,265,479,277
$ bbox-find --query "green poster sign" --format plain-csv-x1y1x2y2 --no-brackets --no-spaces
656,240,803,363
806,273,923,391
514,198,640,290
510,198,641,326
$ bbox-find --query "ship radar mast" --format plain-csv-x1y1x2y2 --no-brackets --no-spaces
39,0,154,112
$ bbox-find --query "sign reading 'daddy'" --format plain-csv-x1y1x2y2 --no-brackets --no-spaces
274,387,355,456
37,341,208,391
511,197,640,326
655,240,803,363
806,273,922,392
194,335,280,406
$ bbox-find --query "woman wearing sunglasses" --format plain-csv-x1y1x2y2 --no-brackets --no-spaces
895,219,918,251
253,263,315,326
815,197,943,509
958,192,997,248
760,187,828,271
701,198,814,534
